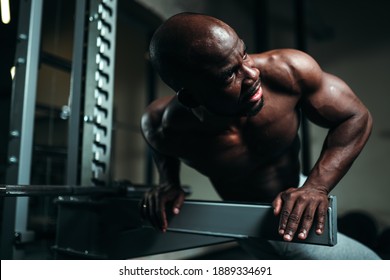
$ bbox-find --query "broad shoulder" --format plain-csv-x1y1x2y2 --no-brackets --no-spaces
252,49,323,94
141,95,196,150
141,96,171,137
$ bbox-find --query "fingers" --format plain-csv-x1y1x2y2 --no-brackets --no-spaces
272,193,283,216
154,191,167,232
297,206,315,240
297,201,327,239
140,187,185,233
173,192,185,214
276,189,328,241
140,191,167,232
315,201,327,235
278,192,302,241
147,191,165,231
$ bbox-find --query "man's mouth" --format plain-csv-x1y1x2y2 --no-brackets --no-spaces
249,85,263,102
242,80,262,103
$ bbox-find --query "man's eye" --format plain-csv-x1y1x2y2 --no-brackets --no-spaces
224,70,235,80
220,66,238,83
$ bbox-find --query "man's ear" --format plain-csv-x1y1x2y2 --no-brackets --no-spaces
176,88,200,108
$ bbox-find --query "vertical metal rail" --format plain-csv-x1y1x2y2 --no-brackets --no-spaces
81,0,118,186
1,0,43,259
294,0,311,176
66,0,88,186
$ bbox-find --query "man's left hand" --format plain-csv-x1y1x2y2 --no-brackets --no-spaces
272,186,329,241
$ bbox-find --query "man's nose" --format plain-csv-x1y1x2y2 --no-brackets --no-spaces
242,61,259,83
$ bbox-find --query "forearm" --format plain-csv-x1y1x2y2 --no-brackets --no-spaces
305,111,373,193
151,148,181,187
142,147,185,232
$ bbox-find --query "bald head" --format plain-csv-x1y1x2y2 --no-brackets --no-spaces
149,13,238,91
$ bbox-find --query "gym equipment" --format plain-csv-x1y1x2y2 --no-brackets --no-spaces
1,184,337,259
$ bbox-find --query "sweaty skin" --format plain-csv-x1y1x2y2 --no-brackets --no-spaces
140,13,372,242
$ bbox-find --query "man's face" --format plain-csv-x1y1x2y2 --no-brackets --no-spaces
186,26,264,117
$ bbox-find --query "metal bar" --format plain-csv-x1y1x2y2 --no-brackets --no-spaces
0,0,31,257
16,0,42,188
0,185,117,197
66,0,88,186
54,195,337,259
0,183,191,198
149,196,338,246
54,195,233,259
1,183,336,246
81,0,118,186
40,51,72,73
1,0,43,259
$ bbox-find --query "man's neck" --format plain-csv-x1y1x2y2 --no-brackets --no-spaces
190,106,244,131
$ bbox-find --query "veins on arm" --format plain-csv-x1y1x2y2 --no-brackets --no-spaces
299,70,373,192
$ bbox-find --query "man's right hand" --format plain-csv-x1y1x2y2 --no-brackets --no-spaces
140,184,185,232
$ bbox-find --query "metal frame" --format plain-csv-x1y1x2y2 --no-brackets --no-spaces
162,197,337,246
53,196,337,259
66,0,88,185
81,0,118,186
1,0,43,259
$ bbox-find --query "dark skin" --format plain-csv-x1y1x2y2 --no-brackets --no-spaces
141,13,373,242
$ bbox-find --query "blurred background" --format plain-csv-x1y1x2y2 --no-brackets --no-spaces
0,0,389,259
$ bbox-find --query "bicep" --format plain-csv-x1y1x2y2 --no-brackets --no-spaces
300,73,366,129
